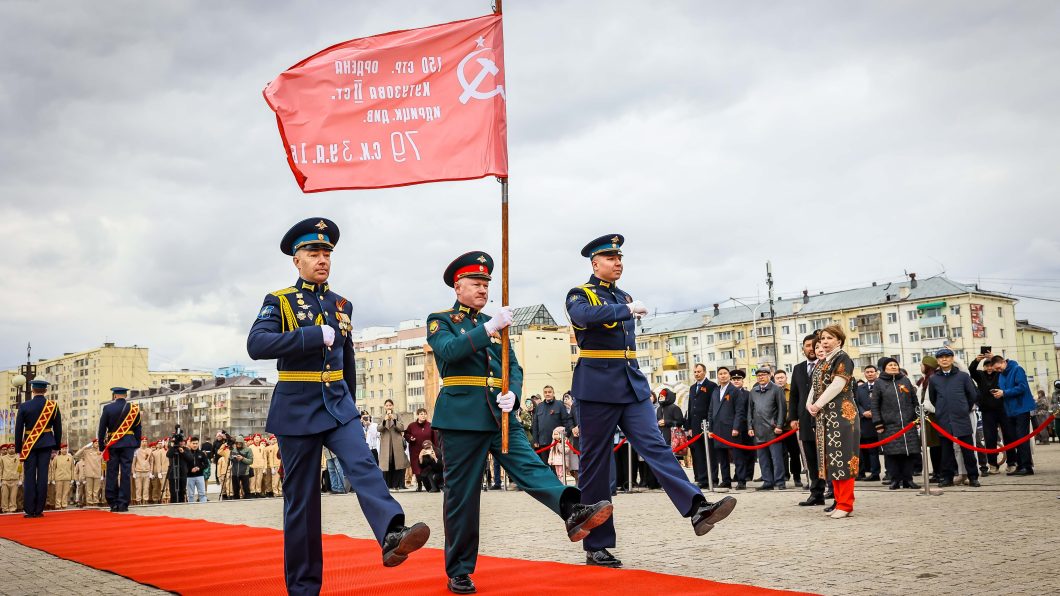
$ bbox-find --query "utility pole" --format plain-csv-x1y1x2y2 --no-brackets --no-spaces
767,262,779,369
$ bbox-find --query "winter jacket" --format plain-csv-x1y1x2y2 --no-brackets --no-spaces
869,373,921,456
229,445,254,477
746,382,785,440
996,359,1035,417
968,358,1004,413
928,367,977,436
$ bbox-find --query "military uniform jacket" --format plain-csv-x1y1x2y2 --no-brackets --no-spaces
565,275,650,404
15,395,62,455
248,278,358,436
427,301,523,432
97,398,143,449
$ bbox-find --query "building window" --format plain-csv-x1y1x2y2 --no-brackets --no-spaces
908,311,917,321
912,353,921,364
859,332,881,345
923,326,946,339
909,331,920,342
810,318,830,331
691,336,699,346
693,354,700,364
798,323,807,334
950,305,961,315
997,306,1003,317
708,371,717,380
950,327,962,338
671,336,686,348
706,335,715,344
1000,329,1005,339
889,334,899,344
735,331,744,341
751,348,758,358
756,325,773,336
887,312,898,324
921,307,943,318
708,353,716,362
653,341,660,350
637,341,648,351
849,317,857,331
737,349,746,358
717,331,732,341
783,345,792,355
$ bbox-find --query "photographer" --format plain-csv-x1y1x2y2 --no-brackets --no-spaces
181,436,210,503
166,432,188,503
229,435,253,499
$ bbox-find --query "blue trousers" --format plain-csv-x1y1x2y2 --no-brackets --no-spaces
22,449,50,515
326,454,347,493
756,441,786,488
105,446,134,508
278,420,404,596
577,399,701,550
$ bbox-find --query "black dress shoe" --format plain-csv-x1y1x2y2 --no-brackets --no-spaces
938,480,954,487
866,475,881,481
23,513,33,518
382,522,430,567
969,479,981,487
889,480,901,490
824,503,836,513
566,500,613,542
585,549,622,567
903,481,921,490
1007,469,1033,476
755,485,774,492
691,496,737,536
735,482,746,490
798,496,825,506
447,574,476,594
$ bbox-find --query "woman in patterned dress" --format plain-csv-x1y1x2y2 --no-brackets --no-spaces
806,324,860,518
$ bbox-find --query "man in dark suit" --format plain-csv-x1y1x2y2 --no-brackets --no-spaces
706,366,744,489
790,334,828,506
15,378,61,518
855,366,882,481
530,385,573,464
685,363,718,488
98,387,142,511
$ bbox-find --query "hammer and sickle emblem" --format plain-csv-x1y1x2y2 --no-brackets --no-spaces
458,47,505,105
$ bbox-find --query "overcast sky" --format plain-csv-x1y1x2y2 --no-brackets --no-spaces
2,0,1058,373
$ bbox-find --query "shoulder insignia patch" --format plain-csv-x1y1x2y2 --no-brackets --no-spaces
257,305,275,320
429,320,440,335
270,287,297,297
432,308,454,314
450,312,466,324
568,295,579,303
336,298,348,311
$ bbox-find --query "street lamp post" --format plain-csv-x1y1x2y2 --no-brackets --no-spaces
730,298,767,371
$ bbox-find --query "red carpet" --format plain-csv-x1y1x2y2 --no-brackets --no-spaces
0,511,812,595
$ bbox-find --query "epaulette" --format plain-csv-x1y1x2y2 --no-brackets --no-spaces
270,287,297,297
431,308,454,314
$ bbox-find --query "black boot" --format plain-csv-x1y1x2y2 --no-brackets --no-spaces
447,574,476,594
585,549,622,567
690,496,737,536
381,522,430,567
565,500,613,542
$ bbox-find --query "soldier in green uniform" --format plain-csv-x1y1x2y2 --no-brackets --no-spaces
428,251,613,595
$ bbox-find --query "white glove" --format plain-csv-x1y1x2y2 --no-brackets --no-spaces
84,442,93,450
628,300,648,318
496,391,516,413
272,468,278,474
320,325,336,347
484,306,514,334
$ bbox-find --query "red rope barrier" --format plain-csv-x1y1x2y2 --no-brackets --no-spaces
565,441,582,456
613,438,627,453
928,414,1055,454
671,432,704,453
860,420,918,449
534,440,557,454
708,427,797,450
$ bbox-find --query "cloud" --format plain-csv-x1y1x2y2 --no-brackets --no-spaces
1,0,1057,370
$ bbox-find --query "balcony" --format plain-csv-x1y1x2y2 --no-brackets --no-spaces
715,358,735,369
918,315,947,328
857,342,884,355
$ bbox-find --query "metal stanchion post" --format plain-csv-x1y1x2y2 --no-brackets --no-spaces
561,439,568,486
917,400,941,496
702,420,714,493
626,438,635,493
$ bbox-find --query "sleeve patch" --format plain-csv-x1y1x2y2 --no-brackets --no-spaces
257,305,275,320
429,320,440,335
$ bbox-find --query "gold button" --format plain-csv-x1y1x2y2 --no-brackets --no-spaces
319,295,324,300
325,382,331,388
326,364,332,370
325,311,330,316
328,347,332,352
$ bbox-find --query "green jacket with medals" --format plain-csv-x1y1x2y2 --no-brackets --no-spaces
427,302,523,432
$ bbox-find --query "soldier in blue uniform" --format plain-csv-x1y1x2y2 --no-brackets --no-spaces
247,217,429,596
428,251,613,595
15,378,61,518
98,387,142,511
567,235,737,567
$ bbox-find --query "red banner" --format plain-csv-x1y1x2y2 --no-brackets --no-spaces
264,14,508,192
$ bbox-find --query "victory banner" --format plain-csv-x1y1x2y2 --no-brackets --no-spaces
264,14,507,192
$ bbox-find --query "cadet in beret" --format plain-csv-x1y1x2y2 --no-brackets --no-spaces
427,251,612,595
247,217,429,595
565,235,736,568
15,378,61,518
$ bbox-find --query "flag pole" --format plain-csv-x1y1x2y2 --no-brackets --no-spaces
500,176,511,454
494,0,510,454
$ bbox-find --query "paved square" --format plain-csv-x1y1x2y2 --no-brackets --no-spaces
3,446,1059,595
